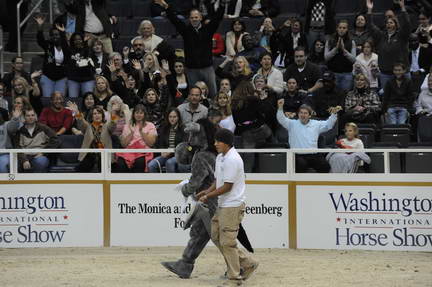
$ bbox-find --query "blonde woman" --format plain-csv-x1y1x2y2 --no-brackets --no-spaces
327,122,370,173
107,95,131,148
11,76,42,115
216,55,252,91
213,91,235,132
94,75,114,110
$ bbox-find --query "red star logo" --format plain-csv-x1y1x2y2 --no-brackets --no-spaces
336,217,341,222
64,215,68,220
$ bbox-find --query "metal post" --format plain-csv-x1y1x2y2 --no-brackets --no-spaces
383,151,390,174
17,0,23,56
0,26,3,77
49,0,53,24
17,0,46,56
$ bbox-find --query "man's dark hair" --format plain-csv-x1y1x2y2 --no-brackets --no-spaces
208,109,222,119
12,56,23,64
259,51,273,62
393,62,406,70
189,86,203,96
294,46,308,55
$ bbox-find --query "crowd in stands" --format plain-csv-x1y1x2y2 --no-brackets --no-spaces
1,0,432,174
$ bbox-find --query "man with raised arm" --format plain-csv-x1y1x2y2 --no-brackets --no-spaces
276,100,340,173
154,0,227,99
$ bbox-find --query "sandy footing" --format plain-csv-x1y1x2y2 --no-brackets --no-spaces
1,247,431,287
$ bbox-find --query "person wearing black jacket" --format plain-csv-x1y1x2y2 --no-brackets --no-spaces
72,0,117,54
111,74,141,110
231,81,272,172
304,0,336,49
154,0,226,99
408,33,432,93
65,33,96,98
270,18,308,68
35,16,70,98
241,0,280,18
284,46,323,96
383,63,416,125
311,71,345,119
148,107,189,173
366,0,411,93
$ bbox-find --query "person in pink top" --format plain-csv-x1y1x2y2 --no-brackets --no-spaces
39,91,73,135
116,104,157,172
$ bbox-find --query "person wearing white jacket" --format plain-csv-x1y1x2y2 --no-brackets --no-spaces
255,52,284,95
353,40,380,90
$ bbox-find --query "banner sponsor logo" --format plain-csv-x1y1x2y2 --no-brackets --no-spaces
297,186,432,251
111,184,288,248
0,185,103,248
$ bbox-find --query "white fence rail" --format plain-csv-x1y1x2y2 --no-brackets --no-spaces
1,148,431,182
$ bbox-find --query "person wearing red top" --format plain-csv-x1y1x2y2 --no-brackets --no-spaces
39,91,73,135
212,33,225,57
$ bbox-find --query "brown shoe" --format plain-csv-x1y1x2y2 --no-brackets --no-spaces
242,262,259,280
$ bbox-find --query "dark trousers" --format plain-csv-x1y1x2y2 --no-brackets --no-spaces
295,153,330,173
75,153,100,173
115,157,146,173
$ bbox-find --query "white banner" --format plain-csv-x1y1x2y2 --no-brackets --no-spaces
0,184,103,248
297,185,432,251
110,184,288,248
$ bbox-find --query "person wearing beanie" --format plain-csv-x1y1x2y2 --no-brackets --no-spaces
197,128,259,284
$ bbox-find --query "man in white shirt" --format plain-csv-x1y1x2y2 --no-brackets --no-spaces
197,129,258,285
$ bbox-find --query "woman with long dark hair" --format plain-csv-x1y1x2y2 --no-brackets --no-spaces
148,107,188,173
350,14,370,53
116,104,157,172
231,81,271,172
166,58,190,106
225,19,247,58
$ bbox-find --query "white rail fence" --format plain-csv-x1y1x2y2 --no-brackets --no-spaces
1,148,431,182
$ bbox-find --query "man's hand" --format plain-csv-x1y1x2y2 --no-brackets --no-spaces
196,189,208,199
55,23,65,33
329,106,343,114
366,0,373,12
66,101,79,114
277,98,285,110
23,161,31,170
122,46,130,59
34,16,45,27
11,108,22,119
131,59,142,71
107,60,117,73
154,0,169,9
31,70,42,80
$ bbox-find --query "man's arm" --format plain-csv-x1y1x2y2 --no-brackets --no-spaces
198,182,233,202
40,124,60,148
206,1,225,35
276,99,292,130
155,0,187,35
318,110,339,133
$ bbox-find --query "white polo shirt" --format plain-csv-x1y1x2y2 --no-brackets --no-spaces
215,147,246,208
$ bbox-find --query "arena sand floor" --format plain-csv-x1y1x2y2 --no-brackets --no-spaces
1,247,431,286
